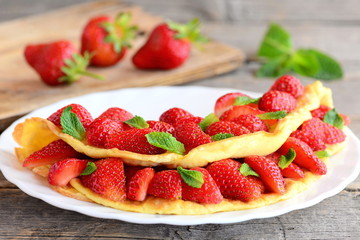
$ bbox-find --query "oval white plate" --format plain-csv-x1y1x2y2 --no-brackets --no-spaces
0,86,359,225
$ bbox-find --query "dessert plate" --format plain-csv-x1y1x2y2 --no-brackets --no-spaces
0,86,359,225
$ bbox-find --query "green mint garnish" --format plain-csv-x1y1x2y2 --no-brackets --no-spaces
278,148,296,169
211,133,235,141
177,167,204,188
323,109,344,129
315,150,331,159
239,163,259,177
233,96,260,106
80,162,97,176
257,111,287,120
60,106,86,141
199,113,219,131
124,115,149,129
256,23,343,80
146,132,185,155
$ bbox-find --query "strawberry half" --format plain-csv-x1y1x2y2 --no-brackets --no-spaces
98,107,134,122
47,103,93,128
259,90,296,113
270,75,304,98
232,114,269,133
147,170,182,200
86,118,124,147
266,152,304,179
206,121,250,136
220,105,264,122
214,92,251,117
159,107,194,126
147,120,175,134
127,167,155,201
48,158,89,186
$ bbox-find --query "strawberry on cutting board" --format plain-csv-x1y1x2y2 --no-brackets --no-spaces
132,18,207,70
81,13,137,67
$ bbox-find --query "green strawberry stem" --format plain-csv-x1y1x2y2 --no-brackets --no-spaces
78,70,105,80
167,18,208,44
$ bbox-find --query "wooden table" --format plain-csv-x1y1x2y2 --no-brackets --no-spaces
1,1,359,239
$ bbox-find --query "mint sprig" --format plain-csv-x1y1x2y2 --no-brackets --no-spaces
60,106,86,141
239,163,259,177
257,111,287,120
323,109,344,129
257,23,343,80
199,113,219,131
124,115,149,129
211,133,235,141
315,150,331,159
80,162,97,176
146,132,185,155
278,148,296,169
233,96,260,106
177,167,204,188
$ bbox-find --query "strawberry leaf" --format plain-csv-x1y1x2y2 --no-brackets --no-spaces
80,162,97,176
211,133,235,141
125,115,149,129
167,18,208,44
60,106,86,141
199,113,219,131
278,148,296,169
146,132,185,155
315,150,331,158
233,96,260,106
177,166,204,188
239,163,259,177
323,109,344,129
257,111,287,120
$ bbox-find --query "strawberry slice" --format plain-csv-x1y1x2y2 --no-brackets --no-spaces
48,158,89,186
22,139,83,168
278,137,327,175
127,168,155,201
220,105,264,122
147,170,182,200
214,92,251,117
81,158,126,202
244,155,286,194
266,152,304,179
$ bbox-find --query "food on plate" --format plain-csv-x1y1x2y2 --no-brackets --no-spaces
13,76,349,214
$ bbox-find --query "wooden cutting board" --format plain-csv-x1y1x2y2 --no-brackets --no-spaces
0,0,244,131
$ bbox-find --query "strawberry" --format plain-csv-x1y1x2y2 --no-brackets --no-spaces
220,105,264,122
105,128,165,154
127,167,155,201
232,114,268,133
124,165,144,182
311,105,331,119
278,137,327,175
81,158,126,201
173,122,213,152
132,19,207,70
86,118,124,147
181,167,223,204
24,40,102,86
81,13,137,67
291,129,326,151
214,92,251,117
206,121,250,136
266,152,304,179
270,75,304,98
244,155,285,194
48,158,89,186
22,140,83,168
98,107,133,122
206,159,263,201
259,90,296,113
174,116,203,127
147,170,182,200
147,120,175,134
159,107,194,126
47,103,93,128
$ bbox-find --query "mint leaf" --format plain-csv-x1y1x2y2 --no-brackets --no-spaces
323,109,344,129
291,49,320,77
256,55,293,78
80,162,97,176
257,111,287,120
211,133,235,141
199,113,219,131
125,115,149,129
146,132,185,155
239,163,259,177
278,148,296,169
60,106,86,141
177,167,204,188
258,23,292,59
233,96,260,106
315,150,331,158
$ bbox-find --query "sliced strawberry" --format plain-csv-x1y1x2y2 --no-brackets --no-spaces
147,120,175,134
214,92,251,117
258,90,296,113
81,158,126,201
278,137,327,175
48,158,89,186
127,168,155,201
98,107,133,122
159,107,194,126
181,167,223,204
244,155,285,194
220,105,264,122
270,75,304,98
266,152,304,179
206,121,250,136
232,114,269,133
47,104,93,128
86,118,124,147
124,165,144,182
23,139,83,168
147,170,182,200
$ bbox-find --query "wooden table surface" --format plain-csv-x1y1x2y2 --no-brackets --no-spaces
1,0,359,239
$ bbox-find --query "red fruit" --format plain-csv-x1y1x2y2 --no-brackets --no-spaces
81,158,126,201
105,128,165,154
147,170,182,200
98,107,133,122
147,120,175,134
340,114,351,126
232,114,268,133
244,155,286,194
181,167,223,204
311,105,331,119
206,159,263,201
259,90,297,113
291,129,326,151
86,118,124,147
173,122,213,152
278,137,327,175
206,121,250,136
127,168,155,201
81,14,137,67
220,105,264,122
124,165,144,182
23,139,83,168
47,103,93,128
270,75,304,98
266,152,304,179
48,158,89,186
159,107,194,126
24,40,100,86
214,92,252,117
174,116,203,127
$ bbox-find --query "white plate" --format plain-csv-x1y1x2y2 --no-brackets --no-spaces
0,86,359,225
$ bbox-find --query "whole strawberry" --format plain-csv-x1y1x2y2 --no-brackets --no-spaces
147,120,175,134
86,118,124,147
159,107,194,126
206,121,250,136
147,170,182,200
25,40,102,86
47,104,93,128
98,107,134,122
258,90,296,113
81,13,137,67
270,75,304,98
132,18,207,70
232,114,268,133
